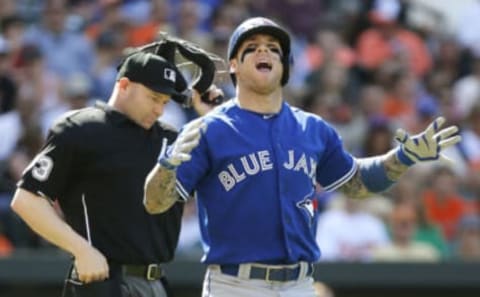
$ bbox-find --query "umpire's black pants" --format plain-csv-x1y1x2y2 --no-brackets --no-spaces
61,265,171,297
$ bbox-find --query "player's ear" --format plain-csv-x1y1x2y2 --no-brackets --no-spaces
118,77,130,90
229,59,237,74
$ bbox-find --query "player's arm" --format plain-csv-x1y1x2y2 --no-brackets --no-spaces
338,117,461,199
11,189,109,283
144,164,179,214
144,118,205,214
338,150,408,199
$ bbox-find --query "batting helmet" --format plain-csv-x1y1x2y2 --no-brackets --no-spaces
227,17,292,86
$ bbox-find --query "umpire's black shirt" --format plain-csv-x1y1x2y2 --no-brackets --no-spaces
18,102,183,264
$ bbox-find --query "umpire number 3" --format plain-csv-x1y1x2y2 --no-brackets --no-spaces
32,156,54,181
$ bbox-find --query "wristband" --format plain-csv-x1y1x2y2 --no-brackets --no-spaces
158,156,178,170
395,147,415,166
157,138,178,170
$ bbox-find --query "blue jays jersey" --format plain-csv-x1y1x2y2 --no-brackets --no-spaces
176,100,356,264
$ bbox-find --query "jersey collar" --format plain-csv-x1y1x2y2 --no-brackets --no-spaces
94,101,131,125
231,99,287,119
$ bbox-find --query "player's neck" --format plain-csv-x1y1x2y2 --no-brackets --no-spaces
235,87,283,114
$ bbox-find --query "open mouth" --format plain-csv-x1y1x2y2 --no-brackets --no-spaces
256,62,272,72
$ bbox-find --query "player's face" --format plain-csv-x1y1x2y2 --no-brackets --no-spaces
231,34,283,93
124,82,170,129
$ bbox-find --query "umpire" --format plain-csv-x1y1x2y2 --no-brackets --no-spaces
10,52,200,297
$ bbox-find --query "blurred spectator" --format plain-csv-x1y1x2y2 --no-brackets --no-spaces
422,166,472,241
359,84,385,119
91,30,124,101
13,44,63,136
456,0,480,58
120,0,151,26
0,92,40,163
23,0,95,78
430,37,469,87
127,0,174,47
259,0,324,40
0,14,27,59
0,0,16,20
452,57,480,120
376,64,418,125
0,35,17,114
174,1,212,50
458,103,480,199
372,202,440,262
303,28,356,75
65,0,99,32
63,72,92,109
42,72,93,133
410,92,439,133
316,196,389,262
355,0,432,78
84,0,130,43
451,215,480,260
361,117,393,157
0,95,44,248
412,197,449,259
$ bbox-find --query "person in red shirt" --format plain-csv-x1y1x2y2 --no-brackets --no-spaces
422,166,472,241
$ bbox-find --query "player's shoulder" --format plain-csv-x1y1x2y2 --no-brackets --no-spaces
201,99,237,124
287,104,330,126
285,103,342,139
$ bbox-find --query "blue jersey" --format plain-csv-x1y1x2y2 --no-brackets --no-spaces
176,100,356,264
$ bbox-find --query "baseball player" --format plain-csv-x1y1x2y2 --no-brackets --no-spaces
143,17,461,297
10,48,220,297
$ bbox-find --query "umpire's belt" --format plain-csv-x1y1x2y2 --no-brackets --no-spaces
122,264,163,280
219,262,313,282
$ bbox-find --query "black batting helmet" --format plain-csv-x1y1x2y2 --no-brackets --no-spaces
227,17,292,86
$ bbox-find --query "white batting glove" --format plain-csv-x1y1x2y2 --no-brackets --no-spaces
395,117,462,166
158,118,206,170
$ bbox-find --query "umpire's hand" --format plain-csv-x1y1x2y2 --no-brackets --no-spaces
73,243,109,283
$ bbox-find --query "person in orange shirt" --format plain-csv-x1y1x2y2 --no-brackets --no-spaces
422,166,471,241
127,0,173,47
356,7,432,78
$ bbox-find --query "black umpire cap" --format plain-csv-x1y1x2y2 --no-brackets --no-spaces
116,52,187,96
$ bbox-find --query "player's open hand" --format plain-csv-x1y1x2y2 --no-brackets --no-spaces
73,244,109,284
159,118,206,169
395,117,461,166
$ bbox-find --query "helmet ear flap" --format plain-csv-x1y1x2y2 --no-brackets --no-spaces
280,53,292,86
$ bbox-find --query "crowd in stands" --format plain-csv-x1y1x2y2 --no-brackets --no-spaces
0,0,479,262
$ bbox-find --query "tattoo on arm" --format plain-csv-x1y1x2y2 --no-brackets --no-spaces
339,149,410,199
339,169,371,199
143,164,179,214
383,150,409,181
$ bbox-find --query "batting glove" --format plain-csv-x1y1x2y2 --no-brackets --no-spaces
395,117,461,166
158,118,206,170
